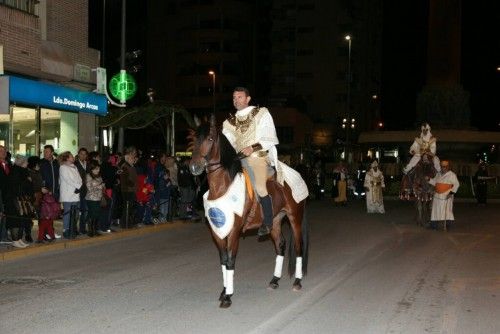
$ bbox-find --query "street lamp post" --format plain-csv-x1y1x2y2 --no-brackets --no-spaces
344,35,352,161
208,70,216,113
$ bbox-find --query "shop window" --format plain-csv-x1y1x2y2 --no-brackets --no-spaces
40,108,61,153
12,106,37,157
0,114,9,148
40,109,78,154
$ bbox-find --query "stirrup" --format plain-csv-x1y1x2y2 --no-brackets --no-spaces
257,225,271,236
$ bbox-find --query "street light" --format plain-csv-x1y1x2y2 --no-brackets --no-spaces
208,70,216,113
344,35,352,161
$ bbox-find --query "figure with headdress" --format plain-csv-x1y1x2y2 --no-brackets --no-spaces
364,160,385,213
332,161,348,206
403,122,441,174
429,160,460,230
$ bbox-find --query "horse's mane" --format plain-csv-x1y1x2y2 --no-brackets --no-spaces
196,123,242,180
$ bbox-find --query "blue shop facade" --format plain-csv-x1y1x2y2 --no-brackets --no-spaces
0,76,107,157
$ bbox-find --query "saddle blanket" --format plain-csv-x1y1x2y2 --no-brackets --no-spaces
203,173,246,239
203,163,309,239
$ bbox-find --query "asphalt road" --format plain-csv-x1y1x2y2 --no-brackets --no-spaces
1,199,499,334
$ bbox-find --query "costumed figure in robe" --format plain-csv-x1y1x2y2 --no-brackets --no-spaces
428,160,459,230
222,87,308,236
364,160,385,214
403,122,441,174
332,161,348,206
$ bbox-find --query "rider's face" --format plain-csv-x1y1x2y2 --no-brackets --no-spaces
233,91,251,111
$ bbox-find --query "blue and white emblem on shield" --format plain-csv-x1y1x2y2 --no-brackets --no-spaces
208,207,226,227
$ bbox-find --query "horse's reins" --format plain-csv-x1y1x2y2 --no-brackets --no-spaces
202,144,246,174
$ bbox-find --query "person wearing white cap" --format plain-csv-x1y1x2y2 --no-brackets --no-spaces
403,122,441,174
429,160,459,230
364,160,385,213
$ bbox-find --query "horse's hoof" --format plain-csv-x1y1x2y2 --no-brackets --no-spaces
219,295,232,308
268,282,279,290
268,276,280,290
219,288,226,301
292,278,302,291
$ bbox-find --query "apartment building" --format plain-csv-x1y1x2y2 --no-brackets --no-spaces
269,0,382,146
0,0,106,157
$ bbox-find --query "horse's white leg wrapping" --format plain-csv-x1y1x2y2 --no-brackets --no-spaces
274,255,284,278
221,265,227,288
295,257,303,279
226,269,234,295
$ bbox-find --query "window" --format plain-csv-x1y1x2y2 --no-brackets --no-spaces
0,0,38,15
0,114,10,148
40,108,61,154
12,106,37,156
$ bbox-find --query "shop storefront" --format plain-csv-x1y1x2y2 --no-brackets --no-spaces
0,76,107,157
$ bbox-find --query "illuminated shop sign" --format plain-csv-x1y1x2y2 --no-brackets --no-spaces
7,76,107,115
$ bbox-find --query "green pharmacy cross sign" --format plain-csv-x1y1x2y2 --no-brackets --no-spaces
109,70,137,102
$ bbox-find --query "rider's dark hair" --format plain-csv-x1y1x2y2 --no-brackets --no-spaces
234,86,250,96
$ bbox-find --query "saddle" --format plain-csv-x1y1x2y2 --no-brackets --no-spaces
400,157,436,201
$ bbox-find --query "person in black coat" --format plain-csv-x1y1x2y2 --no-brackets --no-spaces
0,147,31,246
10,155,35,243
74,147,89,234
40,145,60,200
39,145,61,240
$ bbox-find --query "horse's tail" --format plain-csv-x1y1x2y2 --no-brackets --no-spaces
288,205,309,277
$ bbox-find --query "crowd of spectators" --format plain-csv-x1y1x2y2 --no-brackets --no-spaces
0,144,203,249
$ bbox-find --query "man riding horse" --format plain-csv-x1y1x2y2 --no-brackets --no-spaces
222,87,278,237
400,123,441,225
403,122,441,175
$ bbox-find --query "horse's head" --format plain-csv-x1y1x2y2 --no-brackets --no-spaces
189,114,219,176
189,114,242,179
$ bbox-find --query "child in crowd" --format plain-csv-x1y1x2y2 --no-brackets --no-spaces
136,174,155,225
85,160,104,237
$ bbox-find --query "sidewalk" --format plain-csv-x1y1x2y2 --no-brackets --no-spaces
0,216,203,262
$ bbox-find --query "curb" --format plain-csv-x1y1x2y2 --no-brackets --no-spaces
0,221,188,262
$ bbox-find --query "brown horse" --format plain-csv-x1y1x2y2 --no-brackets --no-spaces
400,153,437,226
189,115,309,308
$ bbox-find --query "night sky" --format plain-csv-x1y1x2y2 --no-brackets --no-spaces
89,0,500,132
381,1,500,131
461,1,500,131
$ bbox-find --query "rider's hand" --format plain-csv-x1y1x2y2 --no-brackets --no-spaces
241,146,253,157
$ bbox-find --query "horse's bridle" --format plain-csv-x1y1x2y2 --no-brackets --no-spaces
198,132,245,174
198,133,223,174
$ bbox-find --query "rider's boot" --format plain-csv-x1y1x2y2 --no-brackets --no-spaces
257,195,273,236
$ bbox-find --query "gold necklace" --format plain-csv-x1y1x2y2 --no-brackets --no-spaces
235,108,259,133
